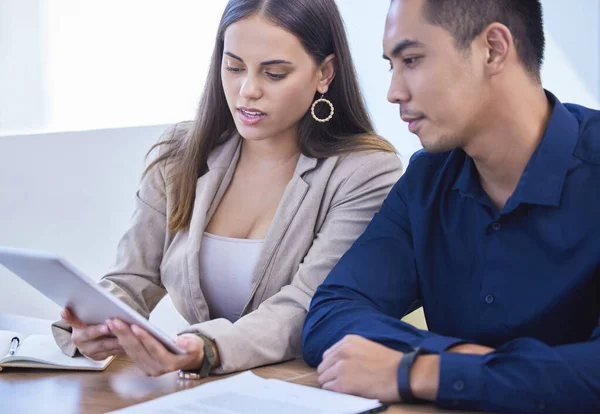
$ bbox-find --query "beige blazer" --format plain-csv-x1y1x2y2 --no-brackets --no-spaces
53,122,402,373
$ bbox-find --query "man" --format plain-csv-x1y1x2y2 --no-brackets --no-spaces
302,0,600,412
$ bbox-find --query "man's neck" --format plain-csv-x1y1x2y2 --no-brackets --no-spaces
464,86,552,210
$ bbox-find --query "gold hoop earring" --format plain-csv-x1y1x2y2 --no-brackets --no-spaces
311,95,334,123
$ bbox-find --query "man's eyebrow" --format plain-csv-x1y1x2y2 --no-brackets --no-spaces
383,39,424,60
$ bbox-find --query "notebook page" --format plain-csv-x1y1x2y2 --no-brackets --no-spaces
109,371,382,414
1,334,110,369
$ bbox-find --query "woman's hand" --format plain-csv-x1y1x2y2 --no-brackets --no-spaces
106,318,206,377
61,308,123,360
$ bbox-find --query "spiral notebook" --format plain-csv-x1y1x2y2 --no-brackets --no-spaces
0,313,113,371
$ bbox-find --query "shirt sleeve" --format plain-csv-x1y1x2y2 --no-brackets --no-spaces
436,319,600,413
302,174,465,367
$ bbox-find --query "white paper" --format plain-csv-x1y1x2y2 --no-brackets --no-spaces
109,371,383,414
0,312,111,369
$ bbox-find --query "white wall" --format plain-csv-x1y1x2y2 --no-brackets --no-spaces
542,0,600,107
42,0,226,133
543,0,600,105
0,125,184,328
1,1,599,334
0,0,227,135
0,0,47,132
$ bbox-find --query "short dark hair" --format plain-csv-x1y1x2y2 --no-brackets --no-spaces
422,0,545,81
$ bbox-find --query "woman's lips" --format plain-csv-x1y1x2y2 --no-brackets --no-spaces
238,108,267,126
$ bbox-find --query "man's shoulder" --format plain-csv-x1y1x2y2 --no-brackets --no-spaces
568,104,600,165
565,102,600,123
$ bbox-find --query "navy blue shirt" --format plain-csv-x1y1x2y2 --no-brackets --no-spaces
303,92,600,413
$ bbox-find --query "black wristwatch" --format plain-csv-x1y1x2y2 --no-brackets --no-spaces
397,347,425,403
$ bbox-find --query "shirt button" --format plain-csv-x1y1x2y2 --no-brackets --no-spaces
491,222,502,231
453,380,465,391
485,294,495,304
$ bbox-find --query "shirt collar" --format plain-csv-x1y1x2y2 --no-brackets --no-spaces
507,90,581,208
453,90,581,209
452,152,483,199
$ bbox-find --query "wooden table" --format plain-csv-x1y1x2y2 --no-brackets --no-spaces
0,356,467,413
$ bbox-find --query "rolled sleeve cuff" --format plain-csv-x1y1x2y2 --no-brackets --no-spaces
51,320,77,357
436,352,485,410
179,318,237,375
419,335,465,354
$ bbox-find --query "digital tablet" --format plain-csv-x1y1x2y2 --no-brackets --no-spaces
0,246,185,355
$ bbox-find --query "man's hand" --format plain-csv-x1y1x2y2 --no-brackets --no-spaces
106,319,206,377
317,335,403,402
317,336,496,403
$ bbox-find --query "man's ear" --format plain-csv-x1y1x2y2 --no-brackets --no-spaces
481,23,513,77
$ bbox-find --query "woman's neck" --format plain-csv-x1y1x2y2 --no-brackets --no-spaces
238,133,301,171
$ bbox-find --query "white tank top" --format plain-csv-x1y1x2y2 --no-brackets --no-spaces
198,232,265,323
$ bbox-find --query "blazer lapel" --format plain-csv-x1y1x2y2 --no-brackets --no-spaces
185,136,242,321
241,153,318,315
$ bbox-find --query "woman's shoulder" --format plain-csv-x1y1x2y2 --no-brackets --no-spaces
156,121,194,149
302,143,402,203
321,144,403,183
141,122,194,188
338,147,401,168
145,122,192,164
169,120,195,137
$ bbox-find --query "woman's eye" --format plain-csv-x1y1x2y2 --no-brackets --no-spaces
226,66,243,73
266,72,286,80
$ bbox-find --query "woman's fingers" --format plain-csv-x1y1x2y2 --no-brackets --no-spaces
72,324,110,344
108,319,164,375
84,338,123,360
70,320,115,360
61,308,88,329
